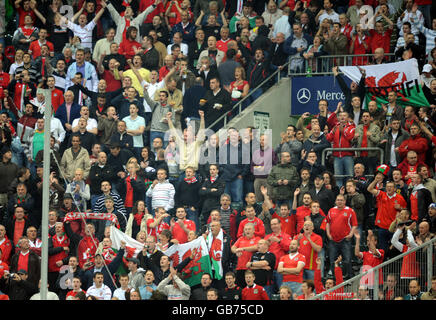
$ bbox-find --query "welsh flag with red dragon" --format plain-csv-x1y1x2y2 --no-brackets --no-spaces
339,58,430,109
163,237,213,287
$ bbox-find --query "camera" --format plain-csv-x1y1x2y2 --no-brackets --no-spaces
8,273,16,279
398,220,414,227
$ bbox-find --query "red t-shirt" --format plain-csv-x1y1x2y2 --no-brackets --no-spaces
295,233,323,271
369,28,393,54
146,218,170,239
279,252,306,283
102,70,122,92
375,191,407,230
237,217,265,239
171,219,196,244
118,39,141,61
51,88,65,113
326,206,358,242
66,289,86,299
272,212,296,238
295,206,311,234
28,40,55,59
264,232,292,269
17,8,36,28
241,284,270,300
233,236,261,270
17,251,30,272
140,0,165,24
359,250,385,286
13,220,26,246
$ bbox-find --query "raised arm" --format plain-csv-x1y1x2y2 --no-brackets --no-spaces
93,2,106,24
367,173,383,196
30,0,46,25
195,10,205,27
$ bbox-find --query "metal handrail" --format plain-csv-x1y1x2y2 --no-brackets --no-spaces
321,147,384,177
206,59,292,131
309,236,436,300
288,53,396,76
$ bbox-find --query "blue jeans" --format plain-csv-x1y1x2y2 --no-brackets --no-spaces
328,238,352,279
282,281,302,297
224,177,243,207
186,207,199,233
11,137,25,168
150,131,167,151
333,156,354,187
303,269,314,281
273,270,283,293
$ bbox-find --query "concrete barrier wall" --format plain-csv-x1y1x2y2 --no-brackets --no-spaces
222,78,292,147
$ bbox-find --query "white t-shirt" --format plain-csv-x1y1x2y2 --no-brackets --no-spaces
112,287,128,300
123,115,146,148
71,117,98,132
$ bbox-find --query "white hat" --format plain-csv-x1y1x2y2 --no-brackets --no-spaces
422,64,433,73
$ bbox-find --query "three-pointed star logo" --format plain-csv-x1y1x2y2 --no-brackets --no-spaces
297,88,311,104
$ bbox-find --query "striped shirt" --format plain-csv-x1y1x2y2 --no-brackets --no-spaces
413,21,436,56
93,191,126,217
65,20,96,50
145,180,175,211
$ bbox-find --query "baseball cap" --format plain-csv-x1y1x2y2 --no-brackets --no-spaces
429,203,436,209
422,64,432,73
17,269,28,275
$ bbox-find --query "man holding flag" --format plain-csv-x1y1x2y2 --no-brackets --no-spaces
204,220,231,290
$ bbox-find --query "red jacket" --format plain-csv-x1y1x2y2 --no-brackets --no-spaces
397,158,428,179
398,134,428,164
48,234,70,272
0,236,13,265
326,122,355,157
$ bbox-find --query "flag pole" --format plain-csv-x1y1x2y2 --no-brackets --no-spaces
40,89,52,300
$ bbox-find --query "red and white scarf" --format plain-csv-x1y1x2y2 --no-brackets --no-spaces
184,176,197,184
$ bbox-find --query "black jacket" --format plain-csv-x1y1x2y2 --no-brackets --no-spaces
0,277,38,300
408,186,432,223
175,179,202,209
309,186,335,216
88,163,118,195
82,248,125,292
201,88,232,128
9,251,41,287
137,249,164,272
141,46,160,71
270,42,289,67
55,267,84,300
117,175,147,206
199,176,226,216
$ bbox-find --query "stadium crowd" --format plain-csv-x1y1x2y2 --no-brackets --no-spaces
0,0,435,301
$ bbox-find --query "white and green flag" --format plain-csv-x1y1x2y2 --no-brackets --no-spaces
339,58,430,108
164,237,212,287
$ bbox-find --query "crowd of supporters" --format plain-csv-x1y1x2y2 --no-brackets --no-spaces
0,0,434,301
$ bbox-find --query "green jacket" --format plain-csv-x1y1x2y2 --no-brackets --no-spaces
267,163,299,201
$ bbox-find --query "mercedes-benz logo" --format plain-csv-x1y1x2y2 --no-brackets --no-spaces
297,88,311,104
